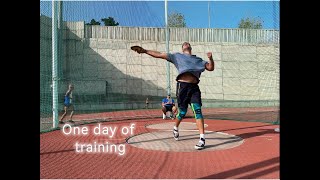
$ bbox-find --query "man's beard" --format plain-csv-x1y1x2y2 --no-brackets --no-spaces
183,47,191,53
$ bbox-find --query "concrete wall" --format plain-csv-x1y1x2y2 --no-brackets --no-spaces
40,15,53,113
169,42,279,100
40,16,279,103
40,15,52,79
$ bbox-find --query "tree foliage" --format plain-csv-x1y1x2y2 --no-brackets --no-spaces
168,12,186,27
238,17,263,29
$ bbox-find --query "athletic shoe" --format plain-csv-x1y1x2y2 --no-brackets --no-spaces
163,114,166,119
195,138,205,150
173,128,179,140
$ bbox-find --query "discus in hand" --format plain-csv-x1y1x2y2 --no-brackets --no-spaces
131,46,146,54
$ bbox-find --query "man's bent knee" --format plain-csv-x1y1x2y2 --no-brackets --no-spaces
176,107,187,120
191,103,203,119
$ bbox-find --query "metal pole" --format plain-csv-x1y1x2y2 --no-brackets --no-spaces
273,1,277,30
165,0,170,95
58,1,63,78
273,1,278,43
52,0,59,128
208,1,210,28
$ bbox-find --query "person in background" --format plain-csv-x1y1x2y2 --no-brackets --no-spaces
59,84,75,124
162,94,177,119
145,97,149,109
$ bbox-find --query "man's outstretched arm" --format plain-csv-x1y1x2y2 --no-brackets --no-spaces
145,50,168,60
131,46,168,60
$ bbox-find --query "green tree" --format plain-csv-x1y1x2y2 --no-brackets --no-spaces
101,17,119,26
168,12,186,27
238,17,263,29
85,19,101,25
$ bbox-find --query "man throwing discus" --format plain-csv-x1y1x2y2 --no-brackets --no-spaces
131,42,215,150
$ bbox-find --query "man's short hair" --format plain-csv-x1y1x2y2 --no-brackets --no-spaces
182,42,191,48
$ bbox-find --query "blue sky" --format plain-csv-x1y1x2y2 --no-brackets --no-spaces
40,1,279,29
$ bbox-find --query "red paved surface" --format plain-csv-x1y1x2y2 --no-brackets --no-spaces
40,108,279,179
51,107,279,124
